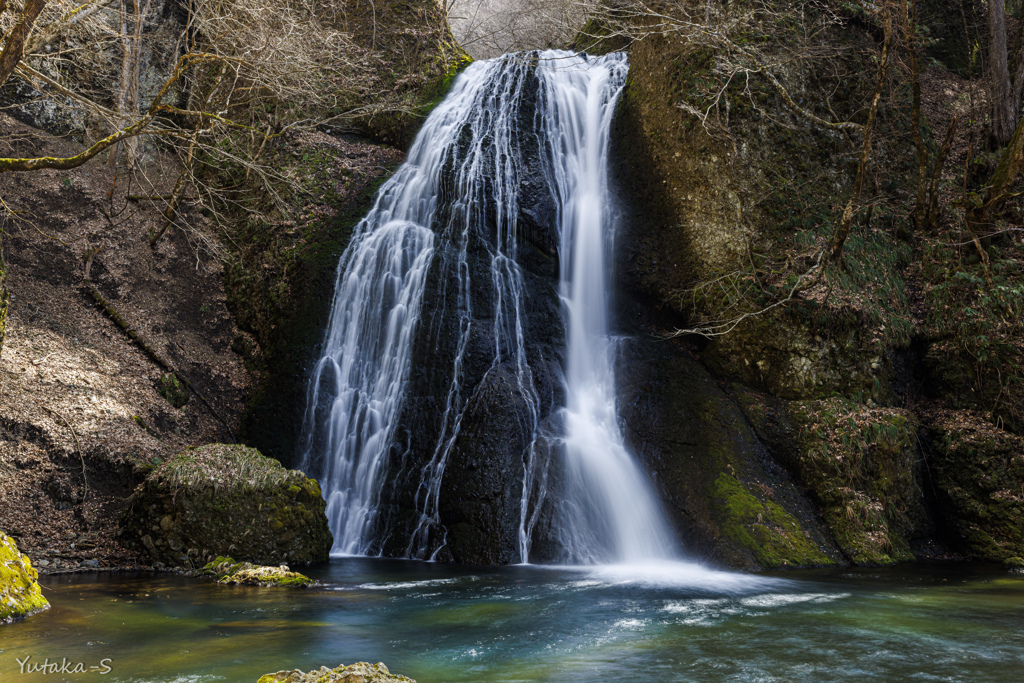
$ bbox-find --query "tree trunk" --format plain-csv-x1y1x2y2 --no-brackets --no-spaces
988,0,1017,145
0,0,48,88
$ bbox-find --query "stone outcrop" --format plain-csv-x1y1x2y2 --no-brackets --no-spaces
617,338,843,570
120,444,331,567
927,411,1024,563
1,531,49,622
604,2,1020,570
258,662,415,683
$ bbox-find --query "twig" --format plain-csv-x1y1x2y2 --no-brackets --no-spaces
42,406,89,504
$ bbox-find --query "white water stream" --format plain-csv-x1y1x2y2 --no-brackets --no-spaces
302,50,676,564
538,51,677,563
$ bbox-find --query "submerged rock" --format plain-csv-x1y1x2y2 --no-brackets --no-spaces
1,531,49,623
120,444,331,567
257,662,415,683
199,556,311,588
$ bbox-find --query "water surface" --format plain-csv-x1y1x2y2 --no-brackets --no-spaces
3,559,1024,682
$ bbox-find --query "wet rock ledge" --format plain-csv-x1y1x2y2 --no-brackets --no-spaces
120,444,332,568
198,556,312,588
1,531,49,622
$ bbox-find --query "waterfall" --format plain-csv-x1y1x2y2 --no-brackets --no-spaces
301,49,676,564
301,55,546,557
538,52,677,563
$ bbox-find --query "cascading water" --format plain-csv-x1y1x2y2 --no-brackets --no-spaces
301,54,547,557
302,49,677,564
536,51,677,564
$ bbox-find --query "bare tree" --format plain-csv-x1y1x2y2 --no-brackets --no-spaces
447,0,582,57
0,0,47,87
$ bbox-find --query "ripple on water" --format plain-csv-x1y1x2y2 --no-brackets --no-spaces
740,592,852,608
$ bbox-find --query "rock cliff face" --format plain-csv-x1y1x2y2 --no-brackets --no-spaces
606,0,1023,568
120,444,331,567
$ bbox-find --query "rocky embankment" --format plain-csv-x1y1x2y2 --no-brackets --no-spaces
605,3,1024,569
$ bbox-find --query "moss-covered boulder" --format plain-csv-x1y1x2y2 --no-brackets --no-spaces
199,556,312,588
1,532,49,623
738,392,930,565
120,444,331,567
257,662,415,683
928,411,1024,562
616,338,843,570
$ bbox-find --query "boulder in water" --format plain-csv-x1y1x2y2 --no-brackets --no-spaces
198,556,312,588
120,444,331,567
1,531,49,622
257,662,415,683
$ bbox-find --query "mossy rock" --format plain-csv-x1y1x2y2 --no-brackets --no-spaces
199,556,311,588
738,392,929,565
616,337,843,570
257,662,415,683
1,531,50,623
927,411,1024,562
120,444,332,567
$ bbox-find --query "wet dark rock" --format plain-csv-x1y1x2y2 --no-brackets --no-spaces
616,337,843,570
372,61,567,561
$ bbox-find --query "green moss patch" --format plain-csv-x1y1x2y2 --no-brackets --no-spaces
199,556,311,588
710,472,835,569
1,532,49,623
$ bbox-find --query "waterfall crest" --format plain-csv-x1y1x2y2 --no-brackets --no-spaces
302,49,677,563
